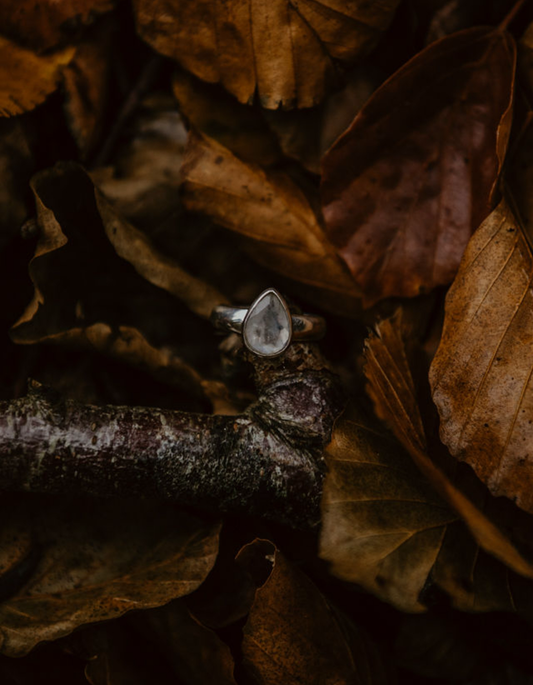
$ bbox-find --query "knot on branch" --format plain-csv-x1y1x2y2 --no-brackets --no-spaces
0,344,344,529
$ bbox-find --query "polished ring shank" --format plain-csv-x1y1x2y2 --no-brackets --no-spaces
211,306,325,340
210,288,325,357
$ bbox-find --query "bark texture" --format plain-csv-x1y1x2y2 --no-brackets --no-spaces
0,343,344,528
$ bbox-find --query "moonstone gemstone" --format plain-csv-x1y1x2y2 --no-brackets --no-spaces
243,290,291,356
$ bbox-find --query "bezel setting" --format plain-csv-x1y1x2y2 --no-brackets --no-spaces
242,288,293,358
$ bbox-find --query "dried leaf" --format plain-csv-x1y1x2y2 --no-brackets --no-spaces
0,0,115,52
172,69,282,167
136,601,237,685
180,132,360,312
0,495,220,656
133,0,401,109
96,192,228,318
365,314,533,578
321,26,516,305
0,37,75,117
20,323,205,396
319,402,533,615
430,200,533,515
237,539,391,685
11,163,222,394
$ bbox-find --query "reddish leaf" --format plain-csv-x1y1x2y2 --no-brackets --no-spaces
321,26,516,305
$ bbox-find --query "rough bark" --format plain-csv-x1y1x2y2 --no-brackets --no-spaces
0,343,344,529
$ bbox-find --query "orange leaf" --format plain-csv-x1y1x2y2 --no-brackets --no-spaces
430,199,533,515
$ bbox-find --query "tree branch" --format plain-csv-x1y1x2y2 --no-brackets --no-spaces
0,344,344,529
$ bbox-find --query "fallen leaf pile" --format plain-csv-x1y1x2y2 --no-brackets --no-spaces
1,0,533,683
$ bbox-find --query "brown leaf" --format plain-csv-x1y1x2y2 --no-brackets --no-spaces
20,324,205,397
11,163,222,396
180,132,361,313
174,66,327,174
0,495,220,656
237,539,391,685
430,200,533,515
319,402,533,615
364,313,533,578
133,0,401,109
172,69,283,167
135,601,237,685
0,37,75,117
0,0,115,52
321,26,516,305
96,191,228,319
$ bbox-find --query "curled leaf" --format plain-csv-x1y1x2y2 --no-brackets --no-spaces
430,200,533,515
364,314,533,579
321,26,516,305
134,0,401,109
11,163,222,395
237,539,391,685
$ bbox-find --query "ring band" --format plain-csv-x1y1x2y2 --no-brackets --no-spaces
211,288,326,358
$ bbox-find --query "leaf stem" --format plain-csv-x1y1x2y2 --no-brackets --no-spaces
499,0,529,31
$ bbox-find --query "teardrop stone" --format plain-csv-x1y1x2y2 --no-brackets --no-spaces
243,290,291,356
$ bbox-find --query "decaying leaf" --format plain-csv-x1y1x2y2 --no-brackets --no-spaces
136,601,237,685
0,36,75,117
321,26,516,305
320,401,533,615
133,0,401,109
364,314,533,578
0,0,115,52
237,539,391,685
180,132,361,314
11,163,223,394
0,495,220,656
430,200,533,515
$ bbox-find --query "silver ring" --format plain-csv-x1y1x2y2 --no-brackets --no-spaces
210,288,326,358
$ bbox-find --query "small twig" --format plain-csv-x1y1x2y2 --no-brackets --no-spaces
0,344,344,529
